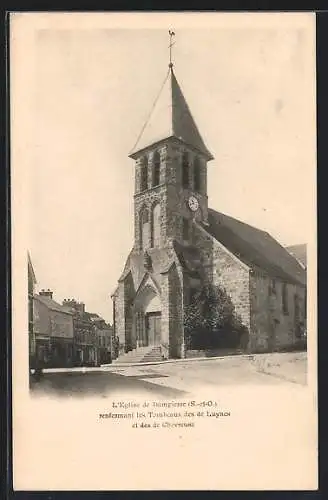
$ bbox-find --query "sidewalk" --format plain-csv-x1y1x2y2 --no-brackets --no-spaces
36,353,253,373
103,351,307,390
36,351,307,390
101,352,255,369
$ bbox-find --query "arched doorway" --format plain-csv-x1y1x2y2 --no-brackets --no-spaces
133,285,162,347
145,294,161,345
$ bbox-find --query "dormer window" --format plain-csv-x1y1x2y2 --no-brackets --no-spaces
182,152,189,189
152,151,160,187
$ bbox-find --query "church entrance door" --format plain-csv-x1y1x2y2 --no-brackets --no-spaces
145,312,161,345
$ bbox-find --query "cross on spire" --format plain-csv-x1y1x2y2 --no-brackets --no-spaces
168,30,175,69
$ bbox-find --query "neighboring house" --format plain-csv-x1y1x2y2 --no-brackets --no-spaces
62,299,98,366
33,290,74,367
28,252,37,369
112,60,307,358
286,244,307,269
91,315,114,365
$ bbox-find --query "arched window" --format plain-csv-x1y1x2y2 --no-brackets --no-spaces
140,207,149,250
151,203,161,248
140,157,148,192
152,151,160,187
193,156,201,192
182,152,189,188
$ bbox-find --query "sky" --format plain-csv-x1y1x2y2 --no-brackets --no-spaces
15,13,315,323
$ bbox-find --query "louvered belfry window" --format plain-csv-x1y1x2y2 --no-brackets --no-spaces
140,157,148,191
194,156,201,192
152,151,160,187
182,152,189,188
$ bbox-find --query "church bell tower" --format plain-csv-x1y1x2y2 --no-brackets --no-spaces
113,32,215,358
129,33,214,254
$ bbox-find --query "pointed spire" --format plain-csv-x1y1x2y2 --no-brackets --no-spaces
168,30,175,69
27,251,37,284
129,34,213,161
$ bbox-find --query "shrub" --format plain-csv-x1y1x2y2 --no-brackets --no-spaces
184,284,249,350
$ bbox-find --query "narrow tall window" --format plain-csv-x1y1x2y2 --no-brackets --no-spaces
294,294,301,337
151,203,161,248
183,218,190,241
194,156,201,192
140,157,148,192
269,279,276,296
140,208,149,250
294,294,299,320
182,152,189,188
152,151,160,187
282,283,288,314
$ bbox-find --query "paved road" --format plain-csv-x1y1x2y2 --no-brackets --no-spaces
30,352,306,398
30,370,188,399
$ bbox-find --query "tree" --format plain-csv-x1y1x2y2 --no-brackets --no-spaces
184,284,248,350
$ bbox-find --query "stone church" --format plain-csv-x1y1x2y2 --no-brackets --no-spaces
112,59,306,359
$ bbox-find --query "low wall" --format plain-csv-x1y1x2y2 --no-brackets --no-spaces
185,348,244,359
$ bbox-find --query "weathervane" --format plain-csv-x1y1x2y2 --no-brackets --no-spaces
168,30,175,68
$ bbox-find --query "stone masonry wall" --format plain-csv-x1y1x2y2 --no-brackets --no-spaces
124,273,135,351
250,271,306,352
113,282,125,348
133,140,209,251
168,263,184,358
193,224,251,331
159,272,170,347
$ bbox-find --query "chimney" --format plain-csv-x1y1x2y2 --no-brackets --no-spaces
62,298,76,308
77,302,85,314
39,289,53,299
62,299,85,315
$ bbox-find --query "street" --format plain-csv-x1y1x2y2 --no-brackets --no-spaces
30,370,188,398
30,351,307,398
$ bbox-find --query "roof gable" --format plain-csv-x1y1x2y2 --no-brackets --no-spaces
206,208,306,285
27,252,37,284
34,294,73,315
286,244,307,268
135,272,161,297
129,67,213,160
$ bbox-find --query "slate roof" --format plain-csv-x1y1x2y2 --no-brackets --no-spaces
129,67,213,160
286,244,307,268
117,211,305,289
27,251,37,284
172,240,203,278
205,208,306,286
34,294,73,315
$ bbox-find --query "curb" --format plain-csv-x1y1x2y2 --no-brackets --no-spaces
37,355,251,373
36,351,306,374
101,353,254,369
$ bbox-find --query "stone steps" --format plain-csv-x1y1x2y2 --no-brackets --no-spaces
112,346,159,364
112,345,164,364
140,347,163,363
112,346,152,364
